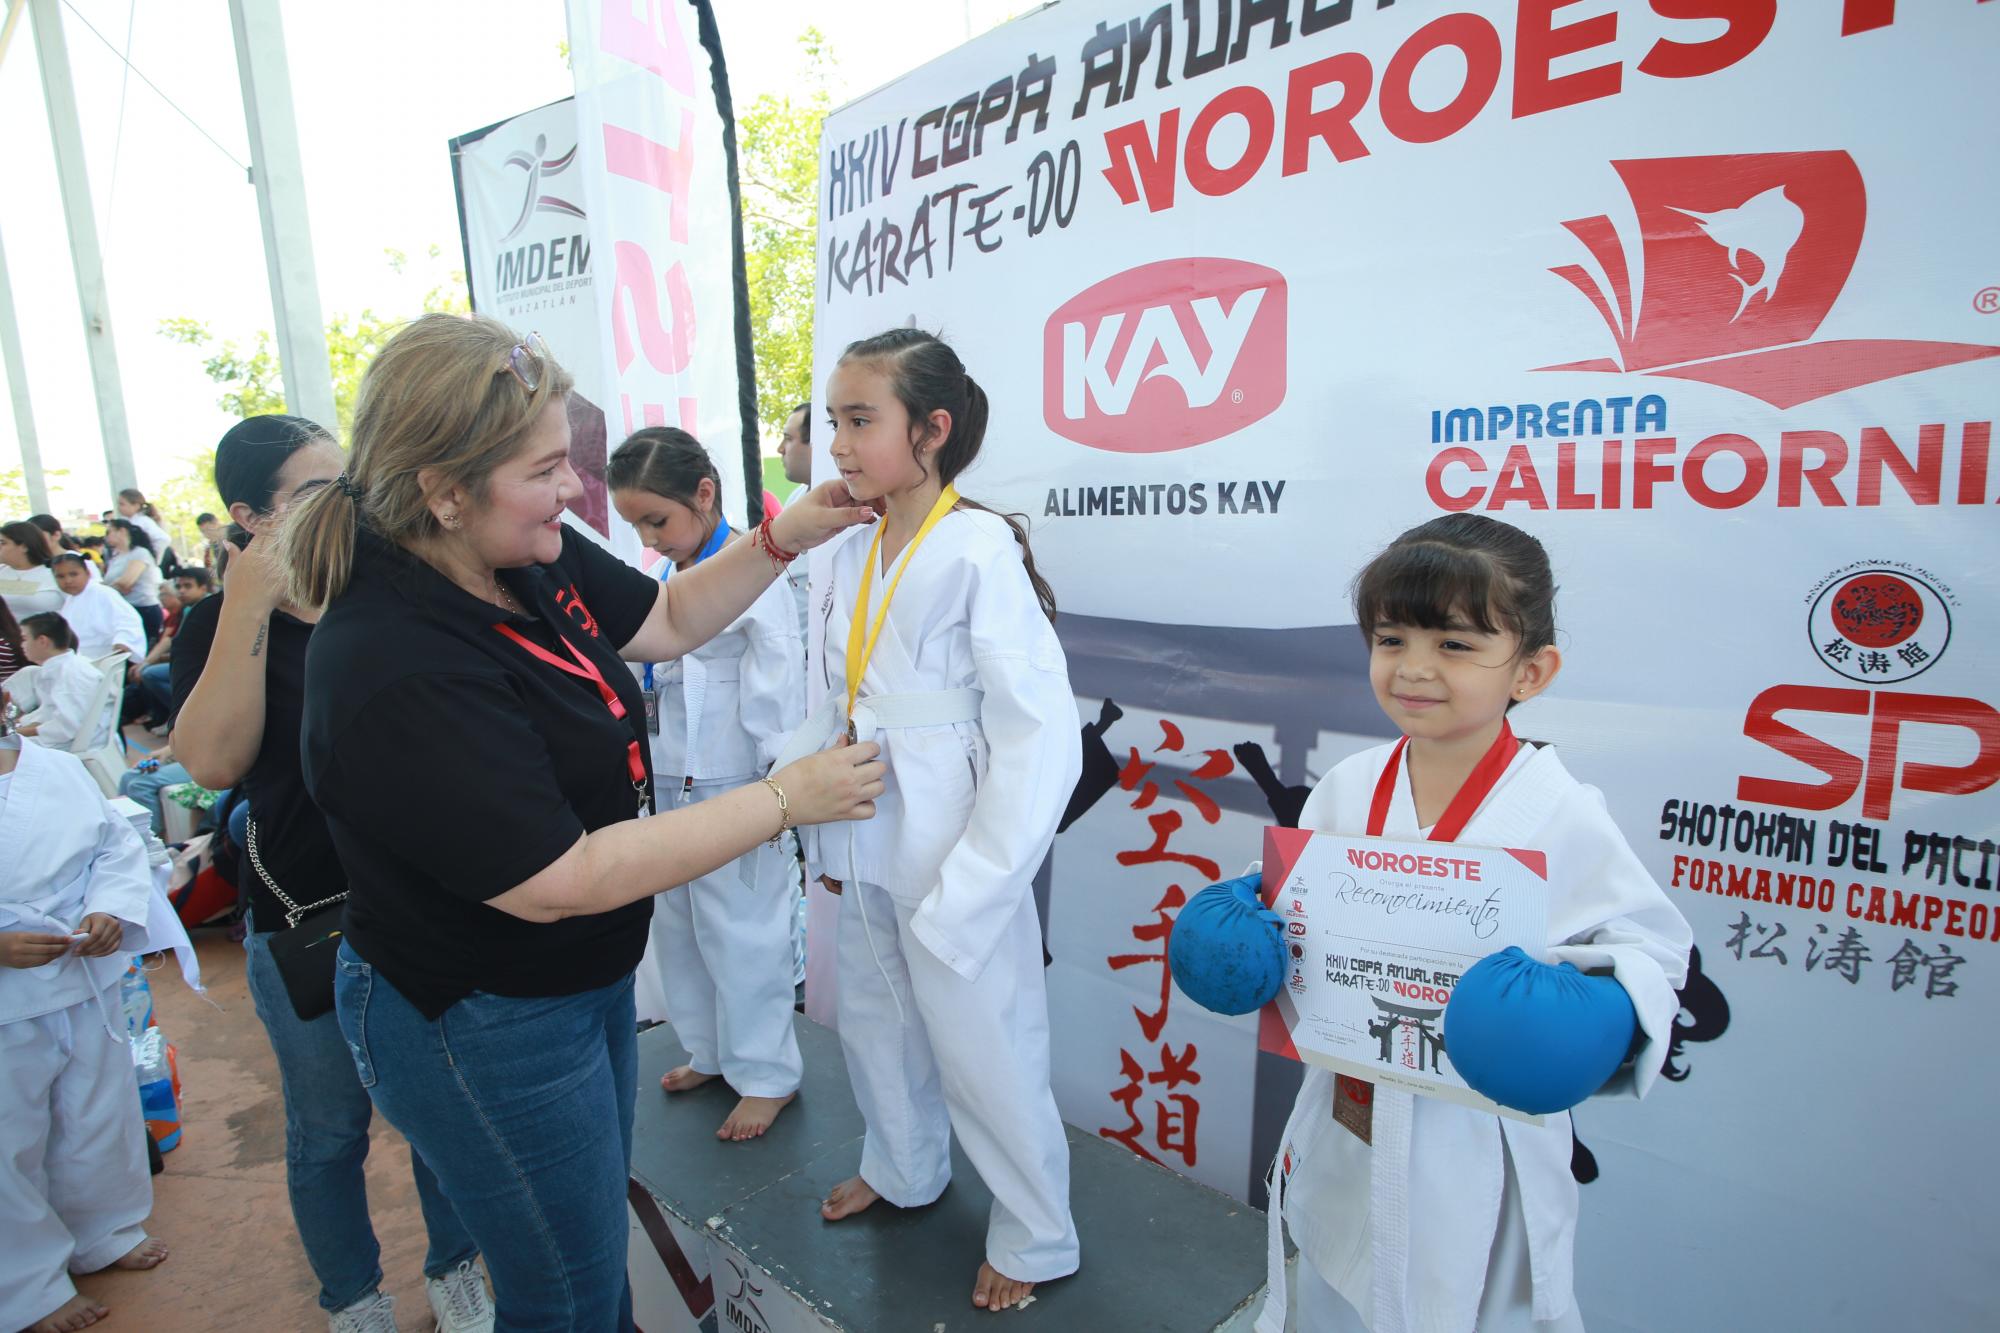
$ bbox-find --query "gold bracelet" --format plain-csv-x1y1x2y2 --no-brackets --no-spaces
759,776,791,846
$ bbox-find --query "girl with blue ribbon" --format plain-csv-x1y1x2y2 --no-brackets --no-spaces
610,429,807,1142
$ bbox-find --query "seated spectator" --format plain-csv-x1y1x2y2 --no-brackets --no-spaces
0,522,62,620
0,600,23,686
53,555,145,667
117,746,203,838
173,567,214,609
7,613,114,752
114,489,178,574
102,521,164,645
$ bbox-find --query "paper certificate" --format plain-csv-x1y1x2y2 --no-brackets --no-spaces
1259,826,1552,1121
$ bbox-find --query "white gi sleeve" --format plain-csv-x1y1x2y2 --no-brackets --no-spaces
740,593,806,773
1542,783,1694,1100
909,548,1081,982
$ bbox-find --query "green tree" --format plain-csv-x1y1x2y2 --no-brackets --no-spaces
738,29,833,438
0,466,73,520
159,247,470,439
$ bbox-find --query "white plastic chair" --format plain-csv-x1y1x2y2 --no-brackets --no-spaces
73,656,131,797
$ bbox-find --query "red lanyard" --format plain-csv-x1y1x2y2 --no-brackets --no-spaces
1366,721,1516,843
493,622,649,796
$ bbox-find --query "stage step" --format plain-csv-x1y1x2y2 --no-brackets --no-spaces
627,1016,1274,1331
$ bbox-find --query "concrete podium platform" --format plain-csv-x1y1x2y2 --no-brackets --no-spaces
627,1016,1273,1331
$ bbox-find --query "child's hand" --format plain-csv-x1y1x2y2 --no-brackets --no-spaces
74,913,125,958
0,931,74,969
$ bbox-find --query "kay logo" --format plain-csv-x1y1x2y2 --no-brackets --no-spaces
1043,257,1287,453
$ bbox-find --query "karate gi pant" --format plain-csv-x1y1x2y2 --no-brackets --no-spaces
649,780,803,1098
0,999,152,1332
835,879,1079,1282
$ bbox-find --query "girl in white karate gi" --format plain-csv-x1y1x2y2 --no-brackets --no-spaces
0,723,170,1333
1259,514,1691,1333
8,613,115,754
804,328,1082,1312
609,427,808,1142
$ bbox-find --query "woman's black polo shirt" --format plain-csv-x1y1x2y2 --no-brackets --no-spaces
302,524,660,1019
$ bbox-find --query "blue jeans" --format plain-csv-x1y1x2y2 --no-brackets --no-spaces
334,941,638,1333
137,662,172,718
243,917,477,1311
118,762,193,835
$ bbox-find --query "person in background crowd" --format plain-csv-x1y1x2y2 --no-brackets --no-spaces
51,555,144,668
113,490,177,574
1,521,64,620
130,585,185,730
174,413,493,1333
0,722,171,1333
8,613,112,753
101,520,164,646
780,401,812,503
196,513,225,571
173,568,214,607
278,314,881,1329
0,599,24,686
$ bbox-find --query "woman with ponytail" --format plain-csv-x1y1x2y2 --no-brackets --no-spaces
805,327,1081,1312
172,414,491,1333
279,314,881,1329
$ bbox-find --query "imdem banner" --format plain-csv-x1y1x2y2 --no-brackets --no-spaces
812,4,2000,1329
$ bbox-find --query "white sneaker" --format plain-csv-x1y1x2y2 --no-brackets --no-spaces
427,1258,496,1333
329,1290,399,1333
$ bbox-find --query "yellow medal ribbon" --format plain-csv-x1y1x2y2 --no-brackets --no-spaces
845,484,960,723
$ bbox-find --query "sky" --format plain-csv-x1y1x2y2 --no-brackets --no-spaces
0,0,1022,518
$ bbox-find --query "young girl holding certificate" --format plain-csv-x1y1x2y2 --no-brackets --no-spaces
804,329,1082,1313
1233,514,1691,1332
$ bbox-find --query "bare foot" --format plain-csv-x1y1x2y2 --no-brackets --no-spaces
660,1065,717,1093
820,1174,881,1221
30,1293,109,1332
717,1092,795,1141
972,1261,1036,1311
113,1235,170,1270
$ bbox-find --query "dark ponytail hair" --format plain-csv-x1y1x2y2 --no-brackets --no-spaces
28,514,77,555
0,596,21,661
1352,514,1557,706
215,413,337,516
117,487,162,521
1,521,53,568
106,517,155,555
838,327,1057,621
21,611,78,652
606,427,724,547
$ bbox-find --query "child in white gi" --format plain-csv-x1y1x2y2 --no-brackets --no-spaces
803,328,1082,1312
7,612,115,753
610,427,807,1142
0,726,171,1333
1260,514,1691,1333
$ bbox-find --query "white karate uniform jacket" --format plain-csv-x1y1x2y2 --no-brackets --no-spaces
1265,740,1691,1333
61,581,146,665
802,509,1080,982
13,651,114,752
651,572,801,791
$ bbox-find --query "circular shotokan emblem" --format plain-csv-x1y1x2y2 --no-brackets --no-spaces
1808,569,1951,683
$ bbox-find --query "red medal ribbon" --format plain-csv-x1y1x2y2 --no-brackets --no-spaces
493,623,649,794
1365,721,1517,844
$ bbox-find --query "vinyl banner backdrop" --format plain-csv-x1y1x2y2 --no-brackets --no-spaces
451,98,627,547
812,4,2000,1329
455,0,761,568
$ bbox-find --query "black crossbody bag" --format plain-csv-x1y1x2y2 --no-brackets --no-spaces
247,816,348,1021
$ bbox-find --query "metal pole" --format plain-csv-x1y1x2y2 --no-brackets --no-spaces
0,224,50,513
228,0,336,429
29,0,137,494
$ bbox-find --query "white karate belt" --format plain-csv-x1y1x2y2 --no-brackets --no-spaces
768,686,984,771
771,686,985,1025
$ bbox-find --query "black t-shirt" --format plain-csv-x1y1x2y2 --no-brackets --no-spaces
170,593,342,932
301,525,660,1019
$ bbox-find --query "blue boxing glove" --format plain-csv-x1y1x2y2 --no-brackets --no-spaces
1442,946,1637,1116
1167,875,1287,1016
